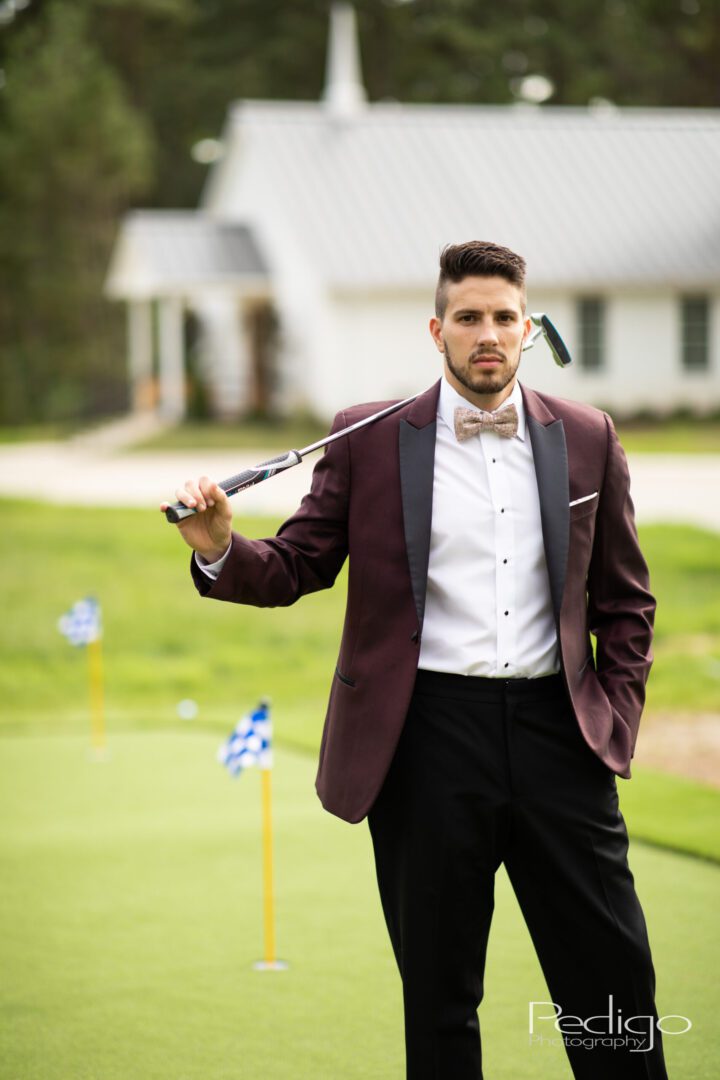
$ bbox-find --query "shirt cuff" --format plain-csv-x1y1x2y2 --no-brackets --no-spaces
194,543,232,580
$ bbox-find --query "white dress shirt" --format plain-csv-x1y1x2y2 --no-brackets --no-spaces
197,376,560,679
417,376,559,678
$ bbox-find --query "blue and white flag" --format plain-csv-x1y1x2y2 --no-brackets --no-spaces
58,597,102,647
218,701,272,777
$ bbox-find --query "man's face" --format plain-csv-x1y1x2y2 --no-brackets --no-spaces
429,275,531,404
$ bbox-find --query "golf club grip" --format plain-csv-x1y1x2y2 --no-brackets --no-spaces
164,451,302,524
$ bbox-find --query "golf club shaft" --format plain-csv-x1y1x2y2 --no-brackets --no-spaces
164,314,573,524
164,394,418,523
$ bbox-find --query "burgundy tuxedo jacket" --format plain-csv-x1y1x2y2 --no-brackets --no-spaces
192,379,656,824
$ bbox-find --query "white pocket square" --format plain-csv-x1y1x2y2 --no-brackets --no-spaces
569,491,599,507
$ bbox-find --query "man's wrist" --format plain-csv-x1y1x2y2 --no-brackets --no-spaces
196,539,231,565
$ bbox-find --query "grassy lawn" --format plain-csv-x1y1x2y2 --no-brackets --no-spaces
1,500,718,1077
1,498,719,865
0,732,716,1080
130,415,331,452
619,769,720,863
615,418,720,454
0,421,86,443
132,416,720,454
2,501,718,729
2,414,719,453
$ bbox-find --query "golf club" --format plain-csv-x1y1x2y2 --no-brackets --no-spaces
523,313,573,367
164,312,572,524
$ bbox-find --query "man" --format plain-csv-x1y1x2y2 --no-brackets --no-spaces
162,242,668,1079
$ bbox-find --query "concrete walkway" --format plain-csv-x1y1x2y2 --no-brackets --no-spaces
0,435,719,530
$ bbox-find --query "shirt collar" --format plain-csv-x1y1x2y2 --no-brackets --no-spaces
438,374,526,443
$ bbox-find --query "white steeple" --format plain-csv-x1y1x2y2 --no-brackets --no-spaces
323,3,367,118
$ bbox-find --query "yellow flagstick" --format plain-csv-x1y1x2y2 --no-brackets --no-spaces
253,708,287,972
261,767,276,963
87,637,107,758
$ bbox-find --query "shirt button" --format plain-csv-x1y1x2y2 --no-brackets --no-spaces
504,610,509,616
503,558,508,564
500,508,505,513
504,662,509,668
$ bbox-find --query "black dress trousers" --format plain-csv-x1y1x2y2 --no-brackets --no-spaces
367,669,668,1080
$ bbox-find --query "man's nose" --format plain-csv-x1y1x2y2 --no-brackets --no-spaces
476,318,499,344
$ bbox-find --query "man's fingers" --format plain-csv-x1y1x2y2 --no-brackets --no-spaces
208,480,230,511
186,478,206,509
174,487,195,508
198,476,216,506
164,477,229,517
176,478,209,510
197,476,231,514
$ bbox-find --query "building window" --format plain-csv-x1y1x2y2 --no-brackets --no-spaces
577,297,605,371
681,296,710,371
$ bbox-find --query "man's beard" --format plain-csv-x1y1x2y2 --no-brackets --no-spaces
443,339,521,397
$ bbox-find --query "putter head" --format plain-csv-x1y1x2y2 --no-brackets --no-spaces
522,313,573,368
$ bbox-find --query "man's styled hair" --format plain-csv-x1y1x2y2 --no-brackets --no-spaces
435,241,527,319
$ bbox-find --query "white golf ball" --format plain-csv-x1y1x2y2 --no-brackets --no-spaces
177,698,199,721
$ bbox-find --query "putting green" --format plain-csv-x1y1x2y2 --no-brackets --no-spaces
0,732,716,1079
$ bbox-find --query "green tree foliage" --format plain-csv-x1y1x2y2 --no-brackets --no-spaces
14,0,719,216
0,0,717,423
0,2,153,422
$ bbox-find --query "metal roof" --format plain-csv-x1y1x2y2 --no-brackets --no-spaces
203,101,720,289
105,211,268,299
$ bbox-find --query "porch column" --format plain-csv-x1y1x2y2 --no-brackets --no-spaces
157,296,185,421
127,299,154,412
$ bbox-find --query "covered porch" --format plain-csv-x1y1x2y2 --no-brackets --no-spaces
105,211,273,421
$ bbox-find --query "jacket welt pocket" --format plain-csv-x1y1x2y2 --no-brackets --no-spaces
335,665,356,688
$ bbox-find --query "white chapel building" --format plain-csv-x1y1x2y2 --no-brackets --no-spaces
106,4,720,422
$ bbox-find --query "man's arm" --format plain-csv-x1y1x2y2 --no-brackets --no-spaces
586,414,656,755
162,411,350,608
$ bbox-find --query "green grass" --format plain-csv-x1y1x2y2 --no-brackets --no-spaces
0,732,716,1079
2,412,719,452
638,524,720,710
134,416,720,454
614,418,720,454
130,415,331,452
1,500,719,862
0,421,86,443
1,502,718,729
1,502,717,1076
619,769,720,863
0,501,341,740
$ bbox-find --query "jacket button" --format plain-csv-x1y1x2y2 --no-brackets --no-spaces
410,630,419,643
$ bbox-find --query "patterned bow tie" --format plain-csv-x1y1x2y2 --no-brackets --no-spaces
454,403,519,442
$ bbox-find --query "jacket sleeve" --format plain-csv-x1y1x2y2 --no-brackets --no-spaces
586,413,656,754
190,411,350,607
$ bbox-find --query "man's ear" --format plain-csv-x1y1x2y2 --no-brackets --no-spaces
429,316,444,353
522,316,532,343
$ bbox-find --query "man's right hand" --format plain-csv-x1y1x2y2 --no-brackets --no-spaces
160,476,233,563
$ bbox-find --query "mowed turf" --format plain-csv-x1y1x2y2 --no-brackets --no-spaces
1,499,719,1075
1,500,719,727
0,731,717,1080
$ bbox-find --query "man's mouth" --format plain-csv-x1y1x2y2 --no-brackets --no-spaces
471,354,503,365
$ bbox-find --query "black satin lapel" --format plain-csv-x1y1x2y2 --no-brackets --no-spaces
399,418,436,629
526,416,569,624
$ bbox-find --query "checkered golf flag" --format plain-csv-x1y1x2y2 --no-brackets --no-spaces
218,701,272,776
58,597,102,646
